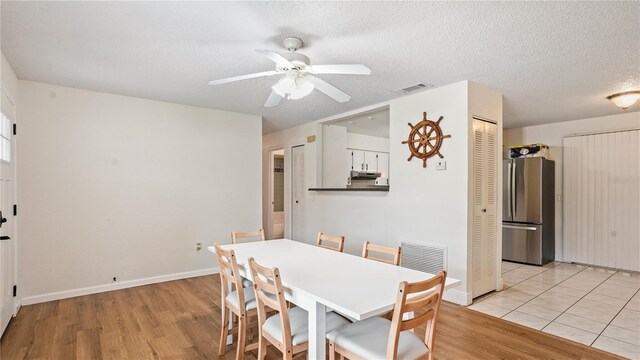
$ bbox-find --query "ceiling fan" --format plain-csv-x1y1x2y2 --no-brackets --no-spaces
208,37,371,108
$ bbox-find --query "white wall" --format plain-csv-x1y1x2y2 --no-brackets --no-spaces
322,125,349,188
263,81,503,304
1,54,18,100
504,111,640,260
347,133,390,153
17,80,262,302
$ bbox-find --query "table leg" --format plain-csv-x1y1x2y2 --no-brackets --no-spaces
308,302,327,360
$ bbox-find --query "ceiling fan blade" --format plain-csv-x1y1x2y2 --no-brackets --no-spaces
307,64,371,75
264,90,282,108
255,49,295,68
209,70,278,86
307,76,351,103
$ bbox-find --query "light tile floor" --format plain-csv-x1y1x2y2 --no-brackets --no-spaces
469,261,640,359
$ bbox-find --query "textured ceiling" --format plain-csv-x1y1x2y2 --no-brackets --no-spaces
1,2,639,133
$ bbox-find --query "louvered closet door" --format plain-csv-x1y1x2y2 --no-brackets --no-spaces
563,130,640,271
472,119,498,298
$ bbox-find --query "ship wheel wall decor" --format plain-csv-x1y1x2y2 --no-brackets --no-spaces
402,112,451,168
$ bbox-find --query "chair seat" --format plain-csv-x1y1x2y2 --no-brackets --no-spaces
327,316,428,360
262,307,350,346
225,287,257,311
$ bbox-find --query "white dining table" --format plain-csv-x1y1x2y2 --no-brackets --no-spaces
208,239,460,360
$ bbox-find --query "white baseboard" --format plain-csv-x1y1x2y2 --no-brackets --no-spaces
13,298,21,316
444,288,471,306
21,267,219,306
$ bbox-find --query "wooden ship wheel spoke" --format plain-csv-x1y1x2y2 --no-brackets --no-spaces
401,112,451,168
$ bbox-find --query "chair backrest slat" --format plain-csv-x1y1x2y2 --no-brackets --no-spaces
362,241,401,266
316,232,345,252
214,243,247,314
231,229,265,244
248,257,293,349
387,271,447,360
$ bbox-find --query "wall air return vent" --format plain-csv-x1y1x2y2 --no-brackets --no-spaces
400,242,447,274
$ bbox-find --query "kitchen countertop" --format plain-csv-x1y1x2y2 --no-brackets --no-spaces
308,187,389,192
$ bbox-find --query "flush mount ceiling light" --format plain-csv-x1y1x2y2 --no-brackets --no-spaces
607,90,640,110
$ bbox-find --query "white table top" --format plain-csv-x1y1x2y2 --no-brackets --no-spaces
209,239,460,320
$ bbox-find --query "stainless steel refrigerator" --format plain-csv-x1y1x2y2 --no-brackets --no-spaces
503,157,555,265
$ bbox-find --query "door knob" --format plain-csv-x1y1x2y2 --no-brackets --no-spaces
296,200,299,204
482,209,487,213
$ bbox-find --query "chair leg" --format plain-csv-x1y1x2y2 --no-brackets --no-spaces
248,314,255,342
236,314,247,360
219,305,230,356
257,336,267,360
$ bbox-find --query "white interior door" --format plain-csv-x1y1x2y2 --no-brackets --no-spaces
472,119,498,298
291,145,305,241
0,90,15,336
563,130,640,271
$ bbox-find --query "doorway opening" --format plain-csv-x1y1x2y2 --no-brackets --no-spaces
290,145,305,241
269,148,285,239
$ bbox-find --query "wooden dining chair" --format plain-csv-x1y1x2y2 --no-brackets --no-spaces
362,241,401,266
214,243,259,360
316,232,345,252
231,229,265,288
231,229,266,244
248,257,350,360
327,271,447,360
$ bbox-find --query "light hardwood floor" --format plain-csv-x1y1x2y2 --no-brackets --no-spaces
0,275,625,360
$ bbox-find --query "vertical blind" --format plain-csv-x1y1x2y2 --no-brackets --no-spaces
563,129,640,271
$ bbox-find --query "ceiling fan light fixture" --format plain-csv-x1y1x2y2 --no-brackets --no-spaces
272,75,314,100
607,90,640,110
272,76,295,97
290,78,315,99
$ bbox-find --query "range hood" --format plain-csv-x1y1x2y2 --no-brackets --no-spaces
350,170,381,180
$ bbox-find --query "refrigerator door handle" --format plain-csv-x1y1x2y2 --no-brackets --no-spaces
502,224,537,231
512,161,517,219
507,162,512,219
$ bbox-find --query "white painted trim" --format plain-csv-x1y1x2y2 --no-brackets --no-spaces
443,288,471,306
13,298,21,316
21,267,219,306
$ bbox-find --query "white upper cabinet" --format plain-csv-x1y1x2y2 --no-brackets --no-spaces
348,149,388,173
351,149,365,171
376,152,389,177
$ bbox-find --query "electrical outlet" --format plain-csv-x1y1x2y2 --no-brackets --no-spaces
196,242,202,252
436,160,447,170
